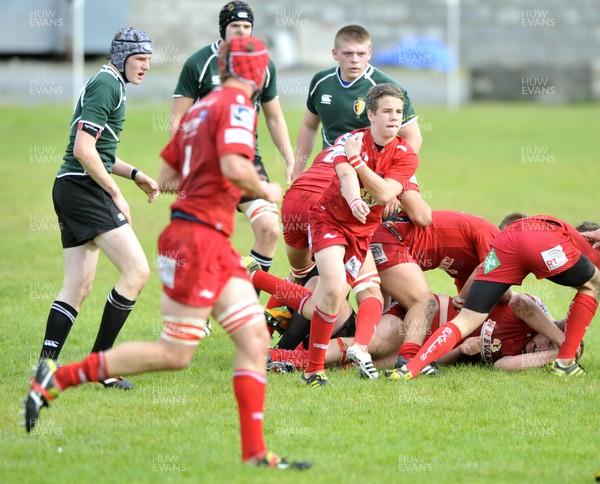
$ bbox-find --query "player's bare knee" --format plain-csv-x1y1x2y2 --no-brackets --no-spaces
125,261,151,292
252,216,280,245
160,344,193,370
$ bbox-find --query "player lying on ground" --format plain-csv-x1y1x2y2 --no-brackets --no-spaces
268,293,574,373
371,209,507,372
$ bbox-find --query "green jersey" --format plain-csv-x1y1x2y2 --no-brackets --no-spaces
306,65,417,148
59,65,126,176
173,40,279,157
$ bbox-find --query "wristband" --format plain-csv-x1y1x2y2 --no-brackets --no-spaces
349,197,362,210
347,154,365,170
131,168,140,181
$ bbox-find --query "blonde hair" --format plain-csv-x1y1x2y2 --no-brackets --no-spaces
334,25,371,49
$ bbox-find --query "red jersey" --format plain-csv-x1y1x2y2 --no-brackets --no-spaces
380,210,499,288
160,86,256,237
289,147,336,194
315,128,418,238
503,215,600,268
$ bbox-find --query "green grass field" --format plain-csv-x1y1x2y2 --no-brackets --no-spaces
1,101,599,483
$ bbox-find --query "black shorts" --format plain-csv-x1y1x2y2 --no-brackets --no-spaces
52,175,128,248
239,153,270,205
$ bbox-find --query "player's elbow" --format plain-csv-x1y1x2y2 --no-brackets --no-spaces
408,207,432,227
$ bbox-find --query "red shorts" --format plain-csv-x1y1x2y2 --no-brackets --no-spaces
308,210,371,284
370,223,414,271
476,219,581,284
281,188,320,249
157,219,250,307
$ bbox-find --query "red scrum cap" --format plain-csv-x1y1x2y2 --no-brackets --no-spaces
218,36,269,92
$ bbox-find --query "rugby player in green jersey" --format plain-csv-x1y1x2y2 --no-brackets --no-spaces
35,28,159,389
169,1,295,278
293,25,423,181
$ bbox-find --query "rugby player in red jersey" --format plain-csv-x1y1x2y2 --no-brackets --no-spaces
252,83,419,385
25,36,310,470
371,210,505,371
387,215,600,379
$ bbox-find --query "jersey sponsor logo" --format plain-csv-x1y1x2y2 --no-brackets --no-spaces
541,244,568,271
438,256,457,274
483,248,501,274
345,255,361,279
353,98,366,117
230,104,254,130
480,318,501,364
323,233,338,239
359,188,376,207
224,128,254,148
397,144,408,152
370,242,388,266
211,75,221,85
321,94,332,104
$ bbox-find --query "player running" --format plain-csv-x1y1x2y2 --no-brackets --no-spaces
24,36,310,470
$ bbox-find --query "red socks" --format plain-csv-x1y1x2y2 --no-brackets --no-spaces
399,342,422,360
558,293,597,359
306,306,337,374
233,370,267,462
54,352,107,390
353,296,383,347
252,271,311,312
406,322,462,376
268,347,309,370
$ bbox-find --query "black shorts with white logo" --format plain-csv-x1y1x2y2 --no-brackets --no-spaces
52,175,128,248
